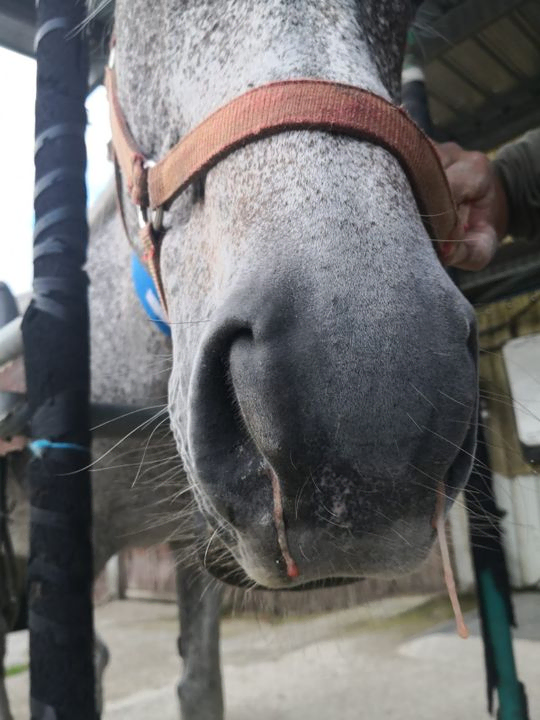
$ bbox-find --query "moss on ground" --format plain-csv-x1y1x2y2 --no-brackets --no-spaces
337,593,478,640
6,663,28,677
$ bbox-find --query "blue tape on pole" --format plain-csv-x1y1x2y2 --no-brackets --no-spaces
29,440,88,458
131,252,171,336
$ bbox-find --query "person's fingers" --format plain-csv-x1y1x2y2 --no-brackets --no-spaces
442,241,468,268
456,202,471,236
444,152,491,205
443,224,498,271
436,142,464,170
435,141,504,272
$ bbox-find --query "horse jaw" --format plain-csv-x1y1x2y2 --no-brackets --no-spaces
111,0,478,588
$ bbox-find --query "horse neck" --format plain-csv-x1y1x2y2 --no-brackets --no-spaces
114,0,412,160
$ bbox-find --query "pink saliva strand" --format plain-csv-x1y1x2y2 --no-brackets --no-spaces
268,465,300,579
434,481,469,639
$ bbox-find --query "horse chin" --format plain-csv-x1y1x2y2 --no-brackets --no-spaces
197,519,433,591
192,477,438,590
190,407,477,591
180,241,478,588
195,521,358,591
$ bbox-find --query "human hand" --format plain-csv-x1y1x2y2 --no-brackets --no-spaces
436,142,509,271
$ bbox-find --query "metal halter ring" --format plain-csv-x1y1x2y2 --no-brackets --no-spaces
137,205,164,232
136,156,164,231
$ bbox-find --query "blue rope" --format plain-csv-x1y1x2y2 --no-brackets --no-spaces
131,253,171,337
29,440,88,458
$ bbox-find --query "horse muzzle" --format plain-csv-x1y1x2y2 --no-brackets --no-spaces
183,269,478,587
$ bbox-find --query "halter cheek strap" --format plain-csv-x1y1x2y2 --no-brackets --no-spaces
105,64,458,315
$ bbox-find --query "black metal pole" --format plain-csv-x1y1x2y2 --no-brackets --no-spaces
21,0,96,717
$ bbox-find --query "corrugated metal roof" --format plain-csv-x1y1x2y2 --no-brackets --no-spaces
417,0,540,149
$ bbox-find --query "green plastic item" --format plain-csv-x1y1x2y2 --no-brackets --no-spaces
478,570,528,719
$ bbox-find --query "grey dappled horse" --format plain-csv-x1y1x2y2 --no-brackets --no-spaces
2,1,478,718
109,0,478,586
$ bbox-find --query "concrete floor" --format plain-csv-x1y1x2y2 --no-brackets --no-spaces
5,593,540,719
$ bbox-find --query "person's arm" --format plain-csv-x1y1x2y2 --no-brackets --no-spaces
493,129,540,241
436,128,540,271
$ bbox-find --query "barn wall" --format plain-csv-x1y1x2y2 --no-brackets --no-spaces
117,543,445,614
450,291,540,590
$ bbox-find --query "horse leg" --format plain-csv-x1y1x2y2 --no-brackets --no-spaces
173,556,224,720
94,632,110,718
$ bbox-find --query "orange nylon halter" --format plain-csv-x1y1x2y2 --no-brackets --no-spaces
105,63,458,314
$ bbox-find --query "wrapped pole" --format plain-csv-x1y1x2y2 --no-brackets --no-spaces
21,0,96,717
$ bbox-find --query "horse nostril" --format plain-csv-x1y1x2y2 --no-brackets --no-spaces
195,322,252,436
188,320,261,504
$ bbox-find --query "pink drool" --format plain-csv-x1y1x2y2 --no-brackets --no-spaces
286,559,300,578
434,481,469,639
268,465,300,580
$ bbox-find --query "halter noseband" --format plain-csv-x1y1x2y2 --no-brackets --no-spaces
105,60,457,316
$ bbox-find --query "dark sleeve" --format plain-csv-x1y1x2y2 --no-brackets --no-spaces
492,129,540,240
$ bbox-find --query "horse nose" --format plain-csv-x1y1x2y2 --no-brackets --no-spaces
186,275,477,526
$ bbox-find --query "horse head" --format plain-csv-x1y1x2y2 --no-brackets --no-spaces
109,0,478,589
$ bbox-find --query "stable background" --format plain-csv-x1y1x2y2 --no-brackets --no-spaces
1,1,540,717
1,0,540,616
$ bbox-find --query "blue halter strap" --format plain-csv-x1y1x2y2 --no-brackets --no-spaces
131,252,171,337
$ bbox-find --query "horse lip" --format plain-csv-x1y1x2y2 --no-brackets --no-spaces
193,435,476,590
199,540,359,591
191,386,478,589
195,509,360,590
